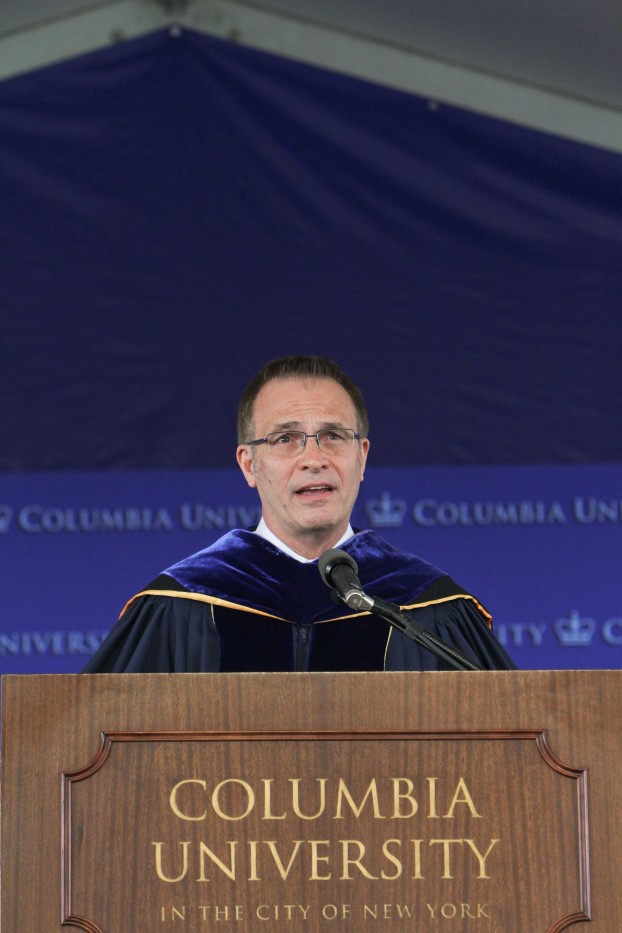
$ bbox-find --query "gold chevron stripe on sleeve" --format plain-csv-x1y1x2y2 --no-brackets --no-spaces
119,589,290,622
400,593,493,627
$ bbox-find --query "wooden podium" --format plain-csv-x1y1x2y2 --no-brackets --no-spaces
1,670,621,932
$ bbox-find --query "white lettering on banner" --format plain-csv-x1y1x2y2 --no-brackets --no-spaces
574,498,622,523
554,611,595,646
180,505,261,531
4,492,622,536
497,611,622,650
365,492,407,527
602,619,622,645
495,624,547,647
17,506,174,533
4,502,262,534
0,630,108,657
366,492,622,529
411,499,567,528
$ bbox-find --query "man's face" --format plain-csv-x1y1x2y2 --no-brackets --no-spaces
236,377,370,559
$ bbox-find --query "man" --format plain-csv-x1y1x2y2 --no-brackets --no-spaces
82,355,515,673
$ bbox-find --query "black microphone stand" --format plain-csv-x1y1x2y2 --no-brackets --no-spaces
341,588,482,672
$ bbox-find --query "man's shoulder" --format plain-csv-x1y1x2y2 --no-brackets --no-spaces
166,528,259,570
346,529,443,576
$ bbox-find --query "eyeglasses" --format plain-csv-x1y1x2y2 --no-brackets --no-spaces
247,428,361,457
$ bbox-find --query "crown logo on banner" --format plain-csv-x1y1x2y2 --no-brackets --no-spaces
365,491,407,527
554,610,596,646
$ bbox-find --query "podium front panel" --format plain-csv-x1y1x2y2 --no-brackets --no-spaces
1,671,620,931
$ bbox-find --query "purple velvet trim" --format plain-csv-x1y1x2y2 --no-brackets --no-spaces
163,529,445,625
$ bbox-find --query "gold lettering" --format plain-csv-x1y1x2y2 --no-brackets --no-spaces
443,778,481,818
261,780,286,820
170,780,207,821
167,774,485,824
308,840,331,880
264,840,304,879
247,840,260,881
427,777,439,818
429,839,464,878
339,839,379,880
380,839,403,879
464,838,500,878
199,906,242,920
211,779,255,821
411,839,424,879
153,841,190,882
197,841,237,881
291,778,327,820
335,779,384,819
390,779,418,818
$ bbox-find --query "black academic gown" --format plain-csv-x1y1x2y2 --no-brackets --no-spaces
81,529,516,674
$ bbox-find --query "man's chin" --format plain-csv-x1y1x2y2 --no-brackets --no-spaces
294,510,340,531
294,516,349,544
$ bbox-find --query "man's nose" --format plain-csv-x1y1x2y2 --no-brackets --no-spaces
299,434,327,464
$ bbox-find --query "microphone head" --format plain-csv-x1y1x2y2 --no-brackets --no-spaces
318,548,359,588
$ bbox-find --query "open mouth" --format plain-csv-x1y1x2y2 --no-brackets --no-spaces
295,484,334,496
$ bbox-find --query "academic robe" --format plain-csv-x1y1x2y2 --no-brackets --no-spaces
81,529,516,673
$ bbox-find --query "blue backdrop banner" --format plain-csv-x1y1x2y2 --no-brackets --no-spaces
2,27,622,472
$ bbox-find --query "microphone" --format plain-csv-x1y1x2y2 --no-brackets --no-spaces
318,548,482,671
318,548,373,610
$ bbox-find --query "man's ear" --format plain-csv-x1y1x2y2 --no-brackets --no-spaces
359,437,370,480
236,445,257,489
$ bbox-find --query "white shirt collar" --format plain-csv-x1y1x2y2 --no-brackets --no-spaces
254,517,355,563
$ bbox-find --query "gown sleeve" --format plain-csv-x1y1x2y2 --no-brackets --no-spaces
80,594,220,673
384,597,517,671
